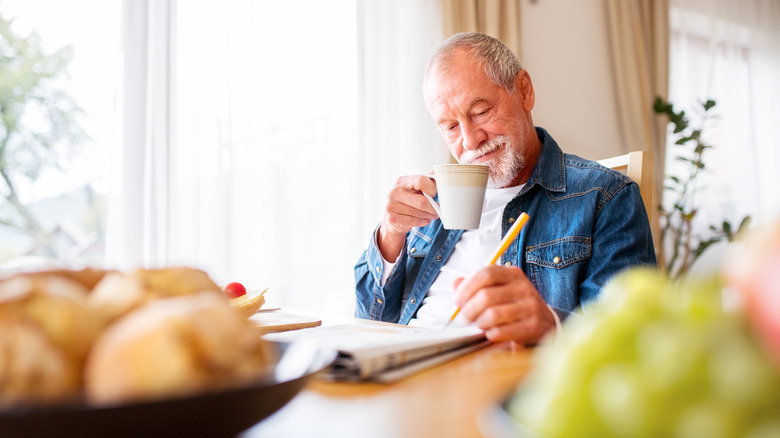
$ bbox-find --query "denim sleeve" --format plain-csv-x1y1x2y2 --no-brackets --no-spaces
354,225,407,322
581,181,658,309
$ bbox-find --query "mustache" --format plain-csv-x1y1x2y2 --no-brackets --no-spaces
458,136,509,164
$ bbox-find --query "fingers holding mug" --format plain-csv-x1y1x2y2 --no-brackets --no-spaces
382,175,440,233
378,175,440,261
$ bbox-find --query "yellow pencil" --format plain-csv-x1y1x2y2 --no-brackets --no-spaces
445,212,530,326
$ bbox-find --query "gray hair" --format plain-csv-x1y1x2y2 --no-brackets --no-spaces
426,32,523,94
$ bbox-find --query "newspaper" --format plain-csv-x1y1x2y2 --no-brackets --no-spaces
264,320,488,383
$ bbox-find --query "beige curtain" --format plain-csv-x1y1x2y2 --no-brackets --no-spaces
439,0,522,60
605,0,669,257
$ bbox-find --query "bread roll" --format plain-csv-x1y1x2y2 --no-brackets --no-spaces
88,266,224,323
85,292,274,405
0,274,102,407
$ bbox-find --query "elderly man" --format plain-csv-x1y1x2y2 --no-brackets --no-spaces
354,32,656,345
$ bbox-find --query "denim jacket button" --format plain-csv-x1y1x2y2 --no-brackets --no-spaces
504,261,512,267
436,255,442,261
410,247,416,253
410,298,417,304
376,298,383,304
553,256,561,264
509,217,515,223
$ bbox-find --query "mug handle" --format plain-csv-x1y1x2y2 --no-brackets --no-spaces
421,174,442,217
421,191,442,217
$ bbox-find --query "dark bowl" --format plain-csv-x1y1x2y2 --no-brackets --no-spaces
0,341,335,438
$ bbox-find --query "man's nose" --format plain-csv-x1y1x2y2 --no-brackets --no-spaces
461,121,487,151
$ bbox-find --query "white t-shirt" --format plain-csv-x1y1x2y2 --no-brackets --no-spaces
407,185,524,328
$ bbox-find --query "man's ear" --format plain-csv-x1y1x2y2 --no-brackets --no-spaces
515,70,535,112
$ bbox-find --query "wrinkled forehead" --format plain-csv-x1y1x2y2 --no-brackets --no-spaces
424,52,489,104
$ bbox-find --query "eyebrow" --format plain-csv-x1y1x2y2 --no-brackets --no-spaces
435,97,489,125
469,97,487,107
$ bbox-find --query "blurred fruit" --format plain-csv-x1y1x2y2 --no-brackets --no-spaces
229,288,267,318
724,221,780,364
223,282,247,299
508,268,780,438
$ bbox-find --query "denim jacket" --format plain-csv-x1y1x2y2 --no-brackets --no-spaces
354,127,657,324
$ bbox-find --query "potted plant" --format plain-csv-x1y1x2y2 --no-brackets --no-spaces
653,97,751,279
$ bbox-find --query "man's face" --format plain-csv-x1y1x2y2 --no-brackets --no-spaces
425,52,533,188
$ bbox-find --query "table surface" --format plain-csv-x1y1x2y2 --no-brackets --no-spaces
241,309,536,438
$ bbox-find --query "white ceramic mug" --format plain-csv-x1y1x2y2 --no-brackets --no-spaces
422,164,489,230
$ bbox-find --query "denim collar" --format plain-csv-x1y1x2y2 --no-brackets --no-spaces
523,127,566,194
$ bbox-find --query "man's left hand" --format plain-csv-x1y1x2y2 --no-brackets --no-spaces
453,265,555,345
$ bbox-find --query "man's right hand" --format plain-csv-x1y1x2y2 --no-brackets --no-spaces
377,174,439,263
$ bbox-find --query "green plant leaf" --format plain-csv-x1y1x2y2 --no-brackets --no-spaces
732,216,753,241
675,136,692,145
738,216,751,232
694,238,720,258
653,96,669,113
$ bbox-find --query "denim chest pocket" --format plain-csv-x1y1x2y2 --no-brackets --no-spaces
526,236,592,268
525,236,592,309
406,229,433,259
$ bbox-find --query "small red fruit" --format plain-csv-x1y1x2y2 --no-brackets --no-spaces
223,282,247,299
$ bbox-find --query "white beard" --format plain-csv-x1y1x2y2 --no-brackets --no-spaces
458,135,525,188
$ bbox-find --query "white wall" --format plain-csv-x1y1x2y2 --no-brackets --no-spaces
521,0,626,161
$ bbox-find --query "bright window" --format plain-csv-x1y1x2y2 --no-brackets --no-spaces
666,0,780,271
1,0,362,313
0,1,443,316
0,0,121,270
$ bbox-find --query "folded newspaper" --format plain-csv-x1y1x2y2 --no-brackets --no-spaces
264,320,488,383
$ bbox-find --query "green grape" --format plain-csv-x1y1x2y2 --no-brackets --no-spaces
635,320,696,394
708,318,776,409
591,267,667,313
589,363,653,437
745,418,780,438
507,267,780,438
674,401,743,438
